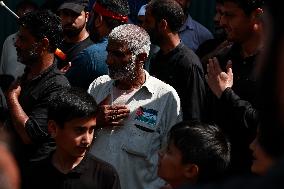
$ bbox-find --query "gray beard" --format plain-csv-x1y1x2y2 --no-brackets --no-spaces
109,57,137,81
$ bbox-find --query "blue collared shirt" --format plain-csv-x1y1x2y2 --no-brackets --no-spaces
179,15,213,52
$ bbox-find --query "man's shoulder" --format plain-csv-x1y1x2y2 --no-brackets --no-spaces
83,39,108,54
90,75,111,87
74,40,108,66
88,75,111,95
5,33,17,42
190,18,213,36
45,67,70,87
173,44,203,69
147,75,180,98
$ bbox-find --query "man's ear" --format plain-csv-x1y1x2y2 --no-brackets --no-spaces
251,8,264,31
136,52,148,67
41,37,50,52
85,11,90,23
94,14,103,27
184,163,199,182
137,52,148,62
48,120,58,138
158,19,168,32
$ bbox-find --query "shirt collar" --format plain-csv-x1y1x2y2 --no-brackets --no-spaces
179,14,194,32
69,154,90,174
109,70,155,95
141,70,155,94
21,61,57,83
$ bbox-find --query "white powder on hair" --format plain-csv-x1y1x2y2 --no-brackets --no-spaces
109,24,151,57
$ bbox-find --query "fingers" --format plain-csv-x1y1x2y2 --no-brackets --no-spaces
98,105,130,127
212,57,222,73
207,57,222,76
226,60,233,76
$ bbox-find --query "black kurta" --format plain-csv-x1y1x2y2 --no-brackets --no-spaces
150,42,207,121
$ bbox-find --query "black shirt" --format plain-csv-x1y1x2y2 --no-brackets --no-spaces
207,43,260,175
58,37,94,69
8,62,70,166
150,42,207,121
22,153,121,189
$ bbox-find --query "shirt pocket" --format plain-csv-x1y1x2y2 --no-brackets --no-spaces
121,120,158,159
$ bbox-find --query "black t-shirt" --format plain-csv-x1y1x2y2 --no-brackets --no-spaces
6,63,70,168
150,42,207,121
22,153,121,189
58,37,94,69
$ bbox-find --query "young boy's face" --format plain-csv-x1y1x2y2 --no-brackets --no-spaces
249,129,275,175
53,116,96,158
158,140,190,187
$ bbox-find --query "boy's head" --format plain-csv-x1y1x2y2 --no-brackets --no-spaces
158,121,231,187
48,87,98,158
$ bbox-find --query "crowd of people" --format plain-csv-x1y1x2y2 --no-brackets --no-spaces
0,0,283,189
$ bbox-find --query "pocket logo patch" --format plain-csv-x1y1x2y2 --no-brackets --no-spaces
135,106,158,126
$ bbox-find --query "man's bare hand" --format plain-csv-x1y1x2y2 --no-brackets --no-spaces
97,95,130,127
206,57,233,98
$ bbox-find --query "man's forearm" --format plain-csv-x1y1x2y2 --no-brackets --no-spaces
7,96,32,144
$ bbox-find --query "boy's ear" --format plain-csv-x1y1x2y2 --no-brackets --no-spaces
184,163,199,181
48,120,58,138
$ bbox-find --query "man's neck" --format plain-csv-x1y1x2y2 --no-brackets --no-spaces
159,33,181,54
116,69,146,90
52,150,83,174
241,32,263,58
26,53,54,80
65,28,89,43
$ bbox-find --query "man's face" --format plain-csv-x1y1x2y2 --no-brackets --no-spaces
54,116,96,158
143,7,160,45
106,40,137,81
59,9,88,39
214,3,226,37
14,27,41,66
158,140,191,186
220,2,254,43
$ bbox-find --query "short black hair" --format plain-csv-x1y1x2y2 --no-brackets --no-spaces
18,10,63,52
168,121,231,183
48,87,98,127
147,0,184,33
224,0,265,15
96,0,130,29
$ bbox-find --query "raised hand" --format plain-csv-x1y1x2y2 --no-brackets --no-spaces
206,57,233,98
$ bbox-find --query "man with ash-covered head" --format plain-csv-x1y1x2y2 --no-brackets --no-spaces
88,24,182,189
65,0,130,89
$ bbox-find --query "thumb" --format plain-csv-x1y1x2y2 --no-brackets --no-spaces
99,94,111,106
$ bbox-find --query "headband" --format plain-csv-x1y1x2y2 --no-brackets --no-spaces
93,2,128,22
